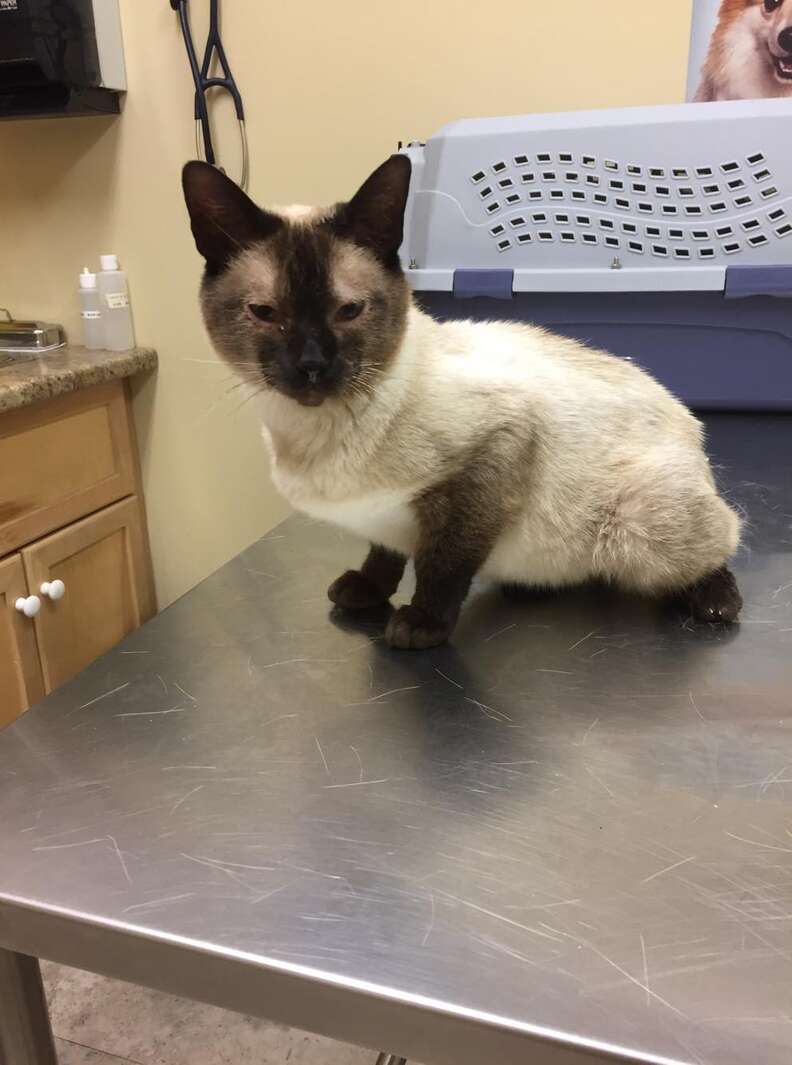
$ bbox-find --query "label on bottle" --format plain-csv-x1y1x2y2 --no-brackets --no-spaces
105,292,129,310
81,310,102,320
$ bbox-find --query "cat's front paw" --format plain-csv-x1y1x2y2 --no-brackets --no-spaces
385,604,452,650
328,570,390,610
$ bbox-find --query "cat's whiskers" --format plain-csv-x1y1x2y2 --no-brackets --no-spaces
224,379,256,396
354,364,409,388
229,387,268,417
180,357,253,368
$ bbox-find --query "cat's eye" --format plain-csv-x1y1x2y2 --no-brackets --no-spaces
336,301,365,322
765,0,782,10
248,303,278,323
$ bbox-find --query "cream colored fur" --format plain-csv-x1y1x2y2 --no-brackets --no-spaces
254,303,741,594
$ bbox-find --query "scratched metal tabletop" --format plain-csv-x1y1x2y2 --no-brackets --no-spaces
1,414,791,1065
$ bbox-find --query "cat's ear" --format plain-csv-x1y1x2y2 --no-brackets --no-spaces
182,161,282,270
337,155,412,268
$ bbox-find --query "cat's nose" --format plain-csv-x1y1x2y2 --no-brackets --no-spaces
296,337,330,384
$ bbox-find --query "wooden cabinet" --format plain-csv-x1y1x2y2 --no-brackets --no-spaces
0,380,155,724
0,554,45,728
22,498,154,693
0,382,135,558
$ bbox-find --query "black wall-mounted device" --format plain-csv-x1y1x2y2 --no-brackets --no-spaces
0,0,127,119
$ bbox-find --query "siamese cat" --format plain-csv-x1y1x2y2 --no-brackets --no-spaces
182,155,743,650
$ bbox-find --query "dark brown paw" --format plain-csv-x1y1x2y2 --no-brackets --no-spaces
684,565,743,624
328,570,390,610
385,605,452,650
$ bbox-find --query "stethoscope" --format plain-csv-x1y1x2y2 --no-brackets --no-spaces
170,0,249,190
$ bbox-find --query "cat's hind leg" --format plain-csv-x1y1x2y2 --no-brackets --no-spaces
679,564,742,623
595,449,743,622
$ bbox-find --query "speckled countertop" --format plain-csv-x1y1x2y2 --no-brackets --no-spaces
0,345,157,414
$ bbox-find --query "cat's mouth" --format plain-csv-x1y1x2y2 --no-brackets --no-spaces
273,371,346,407
257,356,348,407
294,389,327,407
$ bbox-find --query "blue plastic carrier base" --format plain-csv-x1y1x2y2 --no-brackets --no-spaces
417,288,792,412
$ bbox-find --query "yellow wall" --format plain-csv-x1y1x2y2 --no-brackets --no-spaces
0,0,693,607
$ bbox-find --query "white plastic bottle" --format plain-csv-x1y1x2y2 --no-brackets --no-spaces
78,267,103,350
97,254,135,351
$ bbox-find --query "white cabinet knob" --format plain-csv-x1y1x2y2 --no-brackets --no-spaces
41,579,66,601
15,595,41,618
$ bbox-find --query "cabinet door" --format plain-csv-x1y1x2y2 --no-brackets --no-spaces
0,554,45,727
0,381,135,557
22,497,155,694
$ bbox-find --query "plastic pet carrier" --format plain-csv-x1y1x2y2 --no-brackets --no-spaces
399,98,792,410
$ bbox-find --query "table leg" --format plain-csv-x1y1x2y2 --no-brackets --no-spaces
375,1056,407,1065
0,949,58,1065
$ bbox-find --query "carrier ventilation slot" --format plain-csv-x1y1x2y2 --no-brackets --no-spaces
475,149,782,259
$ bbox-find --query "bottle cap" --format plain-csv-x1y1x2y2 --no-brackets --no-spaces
100,254,119,271
79,266,97,290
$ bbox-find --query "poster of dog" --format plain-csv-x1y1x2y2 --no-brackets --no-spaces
689,0,792,101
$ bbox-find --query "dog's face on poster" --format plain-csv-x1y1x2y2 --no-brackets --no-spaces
696,0,792,100
758,0,792,83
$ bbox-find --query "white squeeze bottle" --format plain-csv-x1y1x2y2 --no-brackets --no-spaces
97,253,135,351
78,267,103,350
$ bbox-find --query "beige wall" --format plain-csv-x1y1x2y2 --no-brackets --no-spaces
0,0,693,607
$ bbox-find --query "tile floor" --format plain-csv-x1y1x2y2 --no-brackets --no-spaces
43,962,397,1065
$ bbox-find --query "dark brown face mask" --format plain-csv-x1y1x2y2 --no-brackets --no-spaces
182,155,413,405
